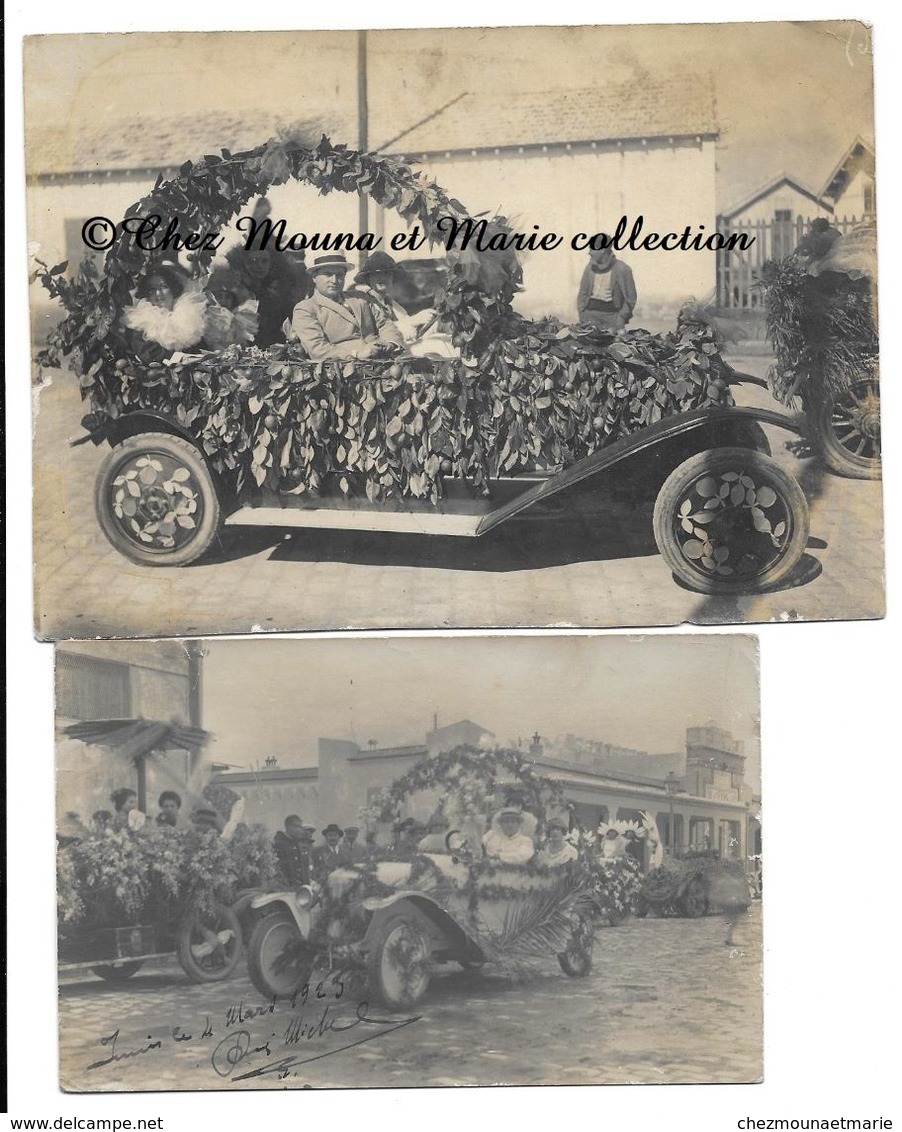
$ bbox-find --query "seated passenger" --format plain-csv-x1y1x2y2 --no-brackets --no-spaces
123,261,258,354
206,242,301,348
346,251,456,358
417,814,451,854
537,818,578,868
481,807,535,866
290,253,404,361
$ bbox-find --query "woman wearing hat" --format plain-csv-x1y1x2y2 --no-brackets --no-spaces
481,807,535,866
122,259,258,355
537,818,578,868
347,252,456,359
289,254,404,360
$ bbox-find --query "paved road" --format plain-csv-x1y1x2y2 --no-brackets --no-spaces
58,906,761,1091
33,360,884,639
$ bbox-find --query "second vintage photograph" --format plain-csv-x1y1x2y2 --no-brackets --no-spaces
55,633,762,1091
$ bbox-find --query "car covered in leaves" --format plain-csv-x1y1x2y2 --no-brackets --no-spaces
36,135,825,595
635,853,750,919
244,745,621,1009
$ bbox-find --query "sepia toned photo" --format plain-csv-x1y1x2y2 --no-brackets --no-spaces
27,22,882,640
55,634,762,1090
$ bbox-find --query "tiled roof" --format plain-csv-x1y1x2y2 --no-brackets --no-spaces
27,110,347,178
388,75,717,155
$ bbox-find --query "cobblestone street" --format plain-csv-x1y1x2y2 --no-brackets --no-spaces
58,905,761,1092
33,356,884,640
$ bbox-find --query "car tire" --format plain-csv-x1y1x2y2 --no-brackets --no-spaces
95,432,221,566
653,446,810,595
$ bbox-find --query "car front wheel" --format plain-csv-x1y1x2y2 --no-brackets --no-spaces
247,911,316,1000
366,910,432,1009
95,432,221,566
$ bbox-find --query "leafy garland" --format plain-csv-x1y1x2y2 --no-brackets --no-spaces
36,136,734,504
361,744,570,830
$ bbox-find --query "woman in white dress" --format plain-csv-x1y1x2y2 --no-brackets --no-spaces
481,807,536,866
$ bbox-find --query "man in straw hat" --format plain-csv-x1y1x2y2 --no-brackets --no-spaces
290,253,404,361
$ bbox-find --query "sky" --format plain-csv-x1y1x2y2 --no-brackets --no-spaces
24,21,874,210
201,634,760,774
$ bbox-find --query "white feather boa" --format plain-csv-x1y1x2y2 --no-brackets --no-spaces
122,291,207,350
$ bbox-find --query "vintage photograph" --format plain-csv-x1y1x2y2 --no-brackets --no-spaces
26,22,882,639
55,633,762,1090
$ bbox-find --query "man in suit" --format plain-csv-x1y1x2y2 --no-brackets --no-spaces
341,825,366,864
290,253,404,360
315,823,346,878
272,815,314,886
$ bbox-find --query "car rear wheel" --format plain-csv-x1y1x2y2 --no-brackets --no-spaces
653,447,809,595
810,378,881,479
176,904,242,983
95,432,221,566
558,916,594,977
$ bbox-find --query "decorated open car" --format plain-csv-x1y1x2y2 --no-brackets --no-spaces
244,746,627,1009
34,136,877,596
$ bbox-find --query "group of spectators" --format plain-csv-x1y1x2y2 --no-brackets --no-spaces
88,788,235,837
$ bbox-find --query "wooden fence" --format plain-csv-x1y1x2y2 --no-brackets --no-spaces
715,214,866,309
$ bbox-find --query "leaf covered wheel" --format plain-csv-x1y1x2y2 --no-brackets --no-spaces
95,432,221,566
810,378,881,479
653,447,809,594
247,911,317,999
366,908,432,1009
176,903,242,983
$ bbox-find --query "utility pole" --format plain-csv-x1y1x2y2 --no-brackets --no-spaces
357,30,369,266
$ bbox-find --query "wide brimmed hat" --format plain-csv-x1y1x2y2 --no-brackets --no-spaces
343,826,360,835
322,823,344,837
309,253,355,275
298,825,316,842
355,251,399,280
